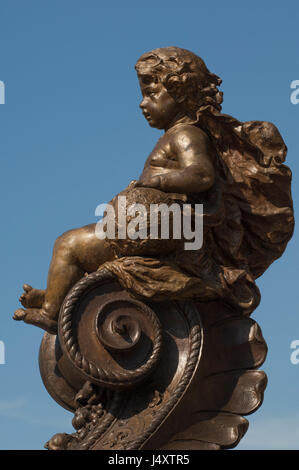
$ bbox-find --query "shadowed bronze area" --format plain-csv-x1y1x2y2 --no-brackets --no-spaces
15,46,293,450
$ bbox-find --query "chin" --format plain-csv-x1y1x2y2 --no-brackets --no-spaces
149,120,163,129
147,120,158,128
144,116,159,129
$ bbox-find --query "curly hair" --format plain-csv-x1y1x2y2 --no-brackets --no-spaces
135,46,223,120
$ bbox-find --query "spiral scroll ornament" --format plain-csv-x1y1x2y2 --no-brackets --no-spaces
58,269,163,390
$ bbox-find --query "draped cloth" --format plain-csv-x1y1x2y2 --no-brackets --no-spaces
99,114,294,316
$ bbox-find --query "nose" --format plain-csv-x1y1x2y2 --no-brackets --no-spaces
139,99,146,110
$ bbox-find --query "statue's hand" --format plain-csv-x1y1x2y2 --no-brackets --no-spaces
135,176,162,190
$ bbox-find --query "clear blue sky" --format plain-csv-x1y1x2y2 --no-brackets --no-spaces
1,0,299,450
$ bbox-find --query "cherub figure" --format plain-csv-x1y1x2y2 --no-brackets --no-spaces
14,47,294,334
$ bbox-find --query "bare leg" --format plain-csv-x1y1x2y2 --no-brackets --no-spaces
14,224,115,333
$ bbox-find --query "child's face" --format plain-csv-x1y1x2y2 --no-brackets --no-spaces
138,74,182,130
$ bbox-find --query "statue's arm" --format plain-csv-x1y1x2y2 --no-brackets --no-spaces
138,127,216,194
160,127,216,193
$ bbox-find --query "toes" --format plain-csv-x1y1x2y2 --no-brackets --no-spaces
19,294,27,307
19,287,45,308
14,308,58,335
13,308,26,321
23,284,32,293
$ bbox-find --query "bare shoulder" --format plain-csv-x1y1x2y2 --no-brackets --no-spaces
169,124,213,153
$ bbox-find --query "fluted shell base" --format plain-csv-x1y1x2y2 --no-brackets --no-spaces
39,270,267,450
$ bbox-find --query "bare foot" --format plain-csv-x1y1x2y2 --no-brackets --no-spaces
13,308,57,335
19,284,45,308
44,433,71,450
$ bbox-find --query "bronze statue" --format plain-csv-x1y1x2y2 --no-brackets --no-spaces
14,47,294,450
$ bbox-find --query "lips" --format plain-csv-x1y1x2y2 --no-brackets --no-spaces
142,110,151,120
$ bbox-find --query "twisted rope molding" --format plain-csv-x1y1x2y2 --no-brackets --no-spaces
59,269,163,389
125,300,202,450
73,300,202,450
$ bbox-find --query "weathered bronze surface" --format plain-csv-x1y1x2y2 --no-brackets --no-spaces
14,47,294,450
